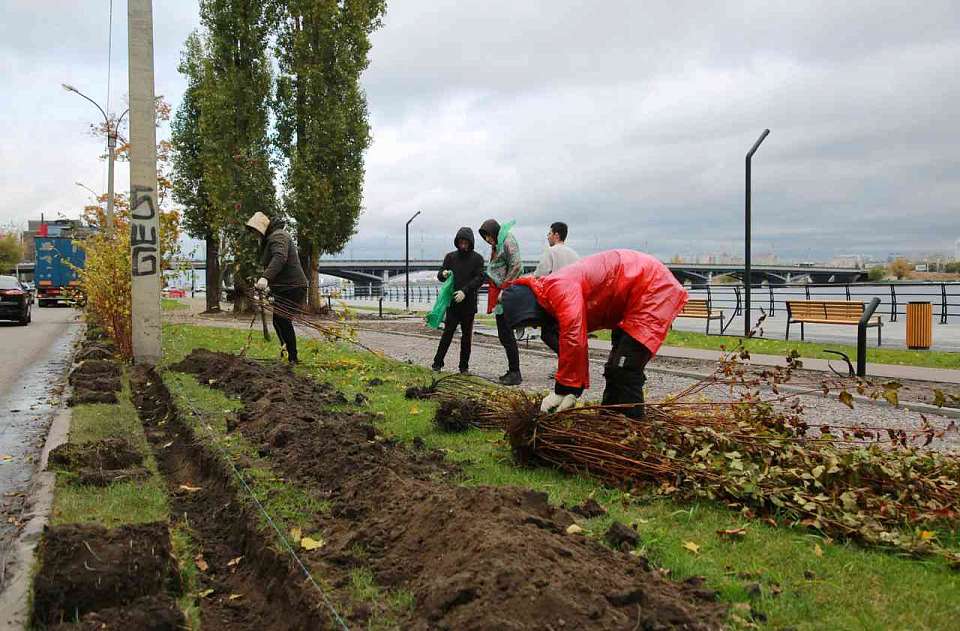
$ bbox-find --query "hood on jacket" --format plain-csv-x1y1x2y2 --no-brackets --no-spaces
478,219,500,244
454,227,475,252
501,284,550,329
245,212,271,236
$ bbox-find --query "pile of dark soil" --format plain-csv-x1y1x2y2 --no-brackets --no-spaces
47,595,184,631
49,438,142,470
48,437,149,487
68,355,122,406
130,365,328,630
433,397,486,432
32,522,180,626
172,349,727,629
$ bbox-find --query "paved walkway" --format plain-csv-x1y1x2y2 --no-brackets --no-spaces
467,325,960,385
339,298,960,352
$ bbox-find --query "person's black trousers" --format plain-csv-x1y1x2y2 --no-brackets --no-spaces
601,327,652,419
495,312,521,373
433,310,475,371
271,286,306,362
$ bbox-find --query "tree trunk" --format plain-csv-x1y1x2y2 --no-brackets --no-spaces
308,243,320,312
232,274,255,315
204,235,221,313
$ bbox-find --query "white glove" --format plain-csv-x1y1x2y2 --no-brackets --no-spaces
453,290,466,303
441,269,452,279
540,393,578,413
255,277,269,291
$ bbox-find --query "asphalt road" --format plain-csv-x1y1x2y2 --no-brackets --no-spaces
0,305,79,577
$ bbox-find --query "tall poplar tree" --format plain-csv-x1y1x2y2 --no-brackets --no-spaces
171,31,222,313
199,0,277,312
272,0,386,310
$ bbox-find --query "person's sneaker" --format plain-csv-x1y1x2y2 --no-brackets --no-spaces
431,363,443,372
499,371,522,386
459,368,470,376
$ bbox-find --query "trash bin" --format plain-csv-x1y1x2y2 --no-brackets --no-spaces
906,302,932,349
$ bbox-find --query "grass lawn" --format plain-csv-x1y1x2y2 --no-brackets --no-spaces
589,328,960,370
162,297,188,311
162,322,960,630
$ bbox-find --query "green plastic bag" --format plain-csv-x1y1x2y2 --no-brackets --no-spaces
425,275,455,329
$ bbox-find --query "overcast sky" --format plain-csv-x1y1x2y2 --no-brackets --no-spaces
1,1,958,262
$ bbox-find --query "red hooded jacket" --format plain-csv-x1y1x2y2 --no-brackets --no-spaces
513,250,687,391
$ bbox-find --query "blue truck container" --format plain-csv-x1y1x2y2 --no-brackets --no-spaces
34,236,85,306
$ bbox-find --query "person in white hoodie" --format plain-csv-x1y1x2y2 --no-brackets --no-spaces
532,222,580,369
533,222,579,277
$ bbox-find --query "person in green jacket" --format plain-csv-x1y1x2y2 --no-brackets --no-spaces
479,218,523,385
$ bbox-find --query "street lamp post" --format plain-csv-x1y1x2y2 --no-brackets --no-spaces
405,210,421,311
744,129,770,337
62,83,128,233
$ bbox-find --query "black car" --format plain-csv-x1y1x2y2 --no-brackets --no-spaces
0,275,31,325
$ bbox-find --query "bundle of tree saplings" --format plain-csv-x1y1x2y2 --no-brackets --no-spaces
459,351,960,566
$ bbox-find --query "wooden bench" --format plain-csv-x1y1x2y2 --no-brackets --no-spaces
785,300,882,345
676,298,726,335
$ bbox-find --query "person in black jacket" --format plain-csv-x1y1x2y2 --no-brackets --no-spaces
245,211,309,363
432,227,485,373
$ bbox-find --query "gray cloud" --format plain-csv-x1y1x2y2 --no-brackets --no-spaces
1,1,957,264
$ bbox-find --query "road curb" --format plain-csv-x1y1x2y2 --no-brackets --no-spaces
0,322,79,630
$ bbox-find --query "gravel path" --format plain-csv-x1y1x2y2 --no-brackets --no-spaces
165,303,960,451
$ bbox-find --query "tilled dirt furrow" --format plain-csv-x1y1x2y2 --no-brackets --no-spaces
130,366,328,631
171,349,729,630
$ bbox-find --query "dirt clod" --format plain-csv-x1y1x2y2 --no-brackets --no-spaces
433,398,485,432
75,343,116,362
49,438,143,471
404,384,434,399
68,389,119,406
569,497,608,519
605,521,641,550
69,359,121,383
32,522,178,625
47,594,184,630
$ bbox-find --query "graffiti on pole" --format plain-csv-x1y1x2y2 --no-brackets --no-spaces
131,184,158,277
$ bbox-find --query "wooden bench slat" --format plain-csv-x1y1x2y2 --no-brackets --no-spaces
785,299,882,345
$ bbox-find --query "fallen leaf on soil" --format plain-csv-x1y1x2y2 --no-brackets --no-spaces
716,527,747,539
763,518,777,528
179,484,202,493
198,588,214,598
919,530,936,540
227,556,243,567
228,593,243,601
300,536,324,551
195,553,209,572
289,527,302,543
161,441,174,449
683,541,701,554
813,544,823,557
838,391,854,409
565,524,584,535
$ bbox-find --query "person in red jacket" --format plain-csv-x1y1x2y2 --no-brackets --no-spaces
501,249,687,418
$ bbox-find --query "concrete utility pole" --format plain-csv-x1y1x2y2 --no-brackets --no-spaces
128,0,161,364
